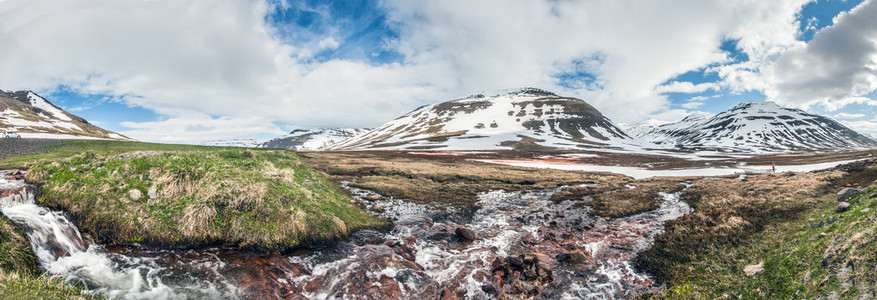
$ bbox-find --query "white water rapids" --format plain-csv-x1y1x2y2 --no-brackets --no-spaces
0,170,238,299
1,170,693,299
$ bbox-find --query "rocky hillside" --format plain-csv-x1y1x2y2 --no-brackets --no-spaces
0,90,129,140
329,88,633,151
635,101,877,153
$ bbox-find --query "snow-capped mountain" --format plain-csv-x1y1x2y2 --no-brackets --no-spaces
0,90,130,140
260,128,371,151
329,88,633,151
629,112,713,143
638,101,877,153
618,119,671,139
201,138,264,148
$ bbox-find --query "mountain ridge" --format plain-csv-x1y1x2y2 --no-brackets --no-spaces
0,90,130,140
637,101,877,153
328,88,634,151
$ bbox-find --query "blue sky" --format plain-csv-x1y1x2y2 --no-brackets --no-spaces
1,0,876,142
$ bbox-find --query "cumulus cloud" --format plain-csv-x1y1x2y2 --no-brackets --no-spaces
765,0,877,109
118,114,287,144
655,81,719,94
682,102,705,109
1,0,865,143
841,119,877,138
834,113,867,119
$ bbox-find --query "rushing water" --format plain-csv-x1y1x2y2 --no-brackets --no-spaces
1,170,691,299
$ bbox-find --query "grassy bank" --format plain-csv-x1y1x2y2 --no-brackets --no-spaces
0,216,96,299
637,160,877,298
24,149,386,251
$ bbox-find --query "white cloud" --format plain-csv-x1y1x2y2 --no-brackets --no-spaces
840,119,877,138
655,81,719,94
118,114,286,144
833,113,867,119
682,101,705,109
765,0,877,109
0,0,847,142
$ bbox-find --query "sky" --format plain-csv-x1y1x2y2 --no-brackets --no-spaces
1,0,876,143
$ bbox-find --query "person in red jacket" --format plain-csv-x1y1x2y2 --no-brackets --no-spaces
771,162,776,173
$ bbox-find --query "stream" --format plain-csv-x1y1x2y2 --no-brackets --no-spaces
1,170,691,299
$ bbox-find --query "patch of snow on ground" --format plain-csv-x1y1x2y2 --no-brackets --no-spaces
475,159,867,179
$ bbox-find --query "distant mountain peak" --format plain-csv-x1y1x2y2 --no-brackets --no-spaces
638,100,877,153
329,90,633,151
0,89,130,140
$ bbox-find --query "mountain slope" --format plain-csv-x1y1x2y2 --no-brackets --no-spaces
329,88,633,151
260,128,370,151
639,101,877,153
0,90,129,140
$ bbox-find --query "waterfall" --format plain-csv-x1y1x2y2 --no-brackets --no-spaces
0,170,237,299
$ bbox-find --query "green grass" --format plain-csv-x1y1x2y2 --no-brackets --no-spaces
0,139,236,169
1,213,97,299
0,270,99,300
22,147,387,251
639,167,877,299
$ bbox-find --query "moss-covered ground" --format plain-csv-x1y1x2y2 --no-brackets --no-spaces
638,160,877,299
23,149,386,251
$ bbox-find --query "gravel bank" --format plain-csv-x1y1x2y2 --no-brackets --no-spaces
0,139,62,160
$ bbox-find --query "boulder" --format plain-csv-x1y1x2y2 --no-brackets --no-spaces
556,250,591,265
455,227,479,242
837,188,864,202
836,202,851,213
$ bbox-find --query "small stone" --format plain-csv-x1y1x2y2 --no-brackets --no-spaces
862,208,871,213
836,202,851,213
147,188,157,199
455,227,479,242
128,189,143,200
69,167,77,172
819,232,827,238
481,284,499,296
556,250,590,265
491,257,508,272
744,262,764,276
507,256,524,269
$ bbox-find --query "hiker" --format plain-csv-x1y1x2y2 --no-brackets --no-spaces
771,162,776,173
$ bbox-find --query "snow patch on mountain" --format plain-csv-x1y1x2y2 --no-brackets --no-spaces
0,90,130,140
260,128,370,151
27,92,73,121
638,101,877,153
201,138,265,148
329,88,635,151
